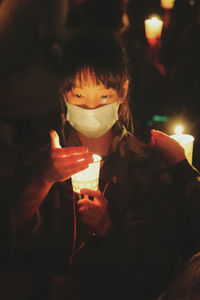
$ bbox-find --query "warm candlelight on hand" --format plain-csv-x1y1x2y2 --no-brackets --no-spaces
161,0,175,10
170,125,194,165
71,154,101,194
145,16,163,40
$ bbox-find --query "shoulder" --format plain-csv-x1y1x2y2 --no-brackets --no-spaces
122,130,166,166
125,134,171,185
112,125,167,168
111,124,171,184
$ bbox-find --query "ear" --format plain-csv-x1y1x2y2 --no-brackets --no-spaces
119,79,129,104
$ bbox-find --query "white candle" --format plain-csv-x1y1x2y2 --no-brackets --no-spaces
71,154,101,194
170,125,194,165
145,16,163,40
161,0,175,10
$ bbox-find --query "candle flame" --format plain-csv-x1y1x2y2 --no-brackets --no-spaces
174,125,184,135
151,16,160,24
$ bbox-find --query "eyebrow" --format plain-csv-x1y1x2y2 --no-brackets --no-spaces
98,87,114,91
72,86,114,92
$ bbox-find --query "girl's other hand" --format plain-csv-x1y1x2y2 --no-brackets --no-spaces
150,129,186,166
77,189,111,237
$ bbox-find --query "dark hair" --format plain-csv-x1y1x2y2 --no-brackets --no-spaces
56,30,133,132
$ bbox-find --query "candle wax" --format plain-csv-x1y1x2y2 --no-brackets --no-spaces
71,154,101,193
170,134,194,165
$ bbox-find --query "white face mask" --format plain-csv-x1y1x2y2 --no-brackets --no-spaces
66,101,119,138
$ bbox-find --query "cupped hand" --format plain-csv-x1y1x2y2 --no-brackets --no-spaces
43,129,93,184
77,189,111,237
150,129,186,166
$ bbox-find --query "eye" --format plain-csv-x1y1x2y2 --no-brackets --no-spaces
75,94,82,98
101,95,108,99
72,93,84,99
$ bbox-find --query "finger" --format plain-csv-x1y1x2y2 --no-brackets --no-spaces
53,154,93,170
78,204,94,217
77,198,93,207
150,130,156,146
67,163,91,176
80,189,106,205
78,206,89,215
150,129,164,145
56,157,93,176
151,129,165,136
80,189,101,198
50,129,61,149
150,129,172,146
82,194,89,199
56,152,93,164
74,152,93,163
53,146,90,156
151,129,170,139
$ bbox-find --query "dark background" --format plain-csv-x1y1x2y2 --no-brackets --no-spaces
0,0,200,298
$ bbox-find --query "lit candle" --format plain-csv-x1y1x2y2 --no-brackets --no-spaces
145,16,163,42
170,125,194,165
161,0,175,9
71,154,101,194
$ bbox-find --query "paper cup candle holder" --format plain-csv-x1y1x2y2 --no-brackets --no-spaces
71,154,101,194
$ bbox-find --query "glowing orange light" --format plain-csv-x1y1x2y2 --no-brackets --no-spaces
161,0,175,9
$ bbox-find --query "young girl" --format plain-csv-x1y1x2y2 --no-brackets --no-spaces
12,30,200,300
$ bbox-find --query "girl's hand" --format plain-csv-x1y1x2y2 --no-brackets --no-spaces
43,130,93,184
77,189,112,237
150,129,186,166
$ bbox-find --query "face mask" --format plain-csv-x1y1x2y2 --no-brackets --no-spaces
66,101,119,138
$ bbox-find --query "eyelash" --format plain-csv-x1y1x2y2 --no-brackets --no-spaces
75,94,82,98
74,94,110,99
72,93,113,103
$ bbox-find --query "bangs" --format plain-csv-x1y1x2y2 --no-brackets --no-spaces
62,66,125,97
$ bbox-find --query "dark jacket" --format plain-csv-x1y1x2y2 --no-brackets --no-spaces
11,122,200,300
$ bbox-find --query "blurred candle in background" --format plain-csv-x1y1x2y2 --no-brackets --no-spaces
170,125,194,165
161,0,175,28
160,0,175,9
145,16,163,46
